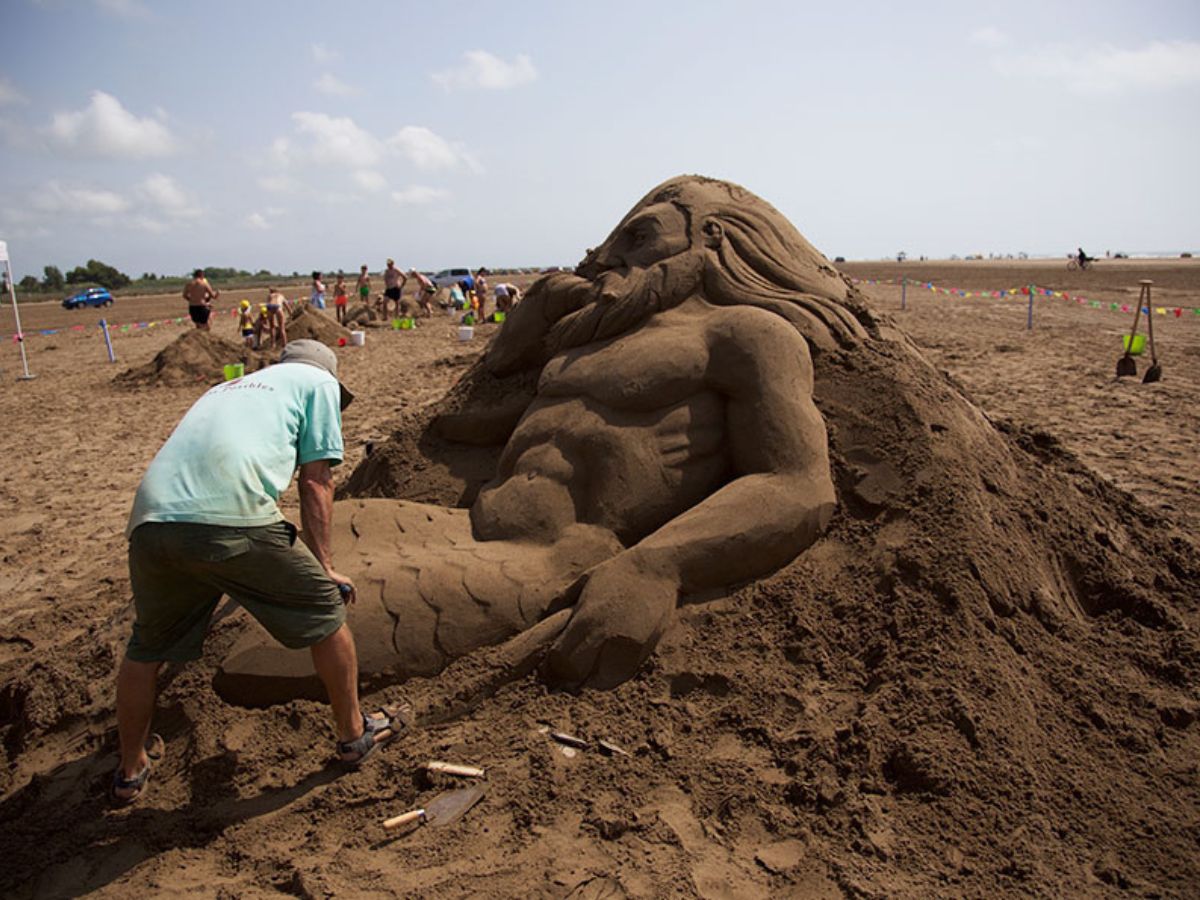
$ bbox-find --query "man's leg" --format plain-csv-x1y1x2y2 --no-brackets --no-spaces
116,656,162,782
310,623,363,743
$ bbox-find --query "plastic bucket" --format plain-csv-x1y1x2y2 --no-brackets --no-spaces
494,312,506,323
223,363,245,381
391,318,402,330
399,318,414,330
457,325,474,341
350,330,366,346
1122,334,1146,355
462,314,476,326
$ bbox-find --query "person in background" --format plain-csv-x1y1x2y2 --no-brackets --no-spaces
493,282,521,314
383,259,406,318
311,272,327,310
334,273,348,325
253,303,270,350
448,282,467,310
183,269,218,331
356,265,371,311
265,286,288,349
1076,247,1093,269
237,300,255,347
407,268,435,317
473,268,490,322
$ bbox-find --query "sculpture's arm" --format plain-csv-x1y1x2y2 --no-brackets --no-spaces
546,312,836,687
631,311,835,592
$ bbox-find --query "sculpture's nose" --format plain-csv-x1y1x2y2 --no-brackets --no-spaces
578,243,619,280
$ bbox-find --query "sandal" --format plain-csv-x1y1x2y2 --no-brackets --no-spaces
337,704,411,767
110,733,164,806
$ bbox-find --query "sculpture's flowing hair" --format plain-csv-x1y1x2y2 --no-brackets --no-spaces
625,176,871,353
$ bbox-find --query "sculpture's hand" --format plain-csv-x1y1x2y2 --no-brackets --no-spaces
545,555,678,689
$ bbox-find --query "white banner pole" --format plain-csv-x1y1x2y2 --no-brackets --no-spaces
1,242,36,380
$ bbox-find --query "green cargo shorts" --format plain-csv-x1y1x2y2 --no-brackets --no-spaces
126,520,345,663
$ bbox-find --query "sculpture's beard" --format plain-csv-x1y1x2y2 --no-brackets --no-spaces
544,255,703,356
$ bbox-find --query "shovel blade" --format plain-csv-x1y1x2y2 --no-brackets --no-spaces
1116,354,1137,378
1142,364,1162,384
423,784,487,826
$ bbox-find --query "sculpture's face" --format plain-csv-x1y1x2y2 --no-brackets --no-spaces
585,202,691,276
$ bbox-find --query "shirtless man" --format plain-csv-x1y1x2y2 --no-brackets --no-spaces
383,259,406,318
183,269,218,331
219,176,864,698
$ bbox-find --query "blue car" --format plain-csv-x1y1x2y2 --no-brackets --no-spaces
62,287,114,309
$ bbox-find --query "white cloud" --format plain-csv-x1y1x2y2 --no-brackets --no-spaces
995,39,1200,94
137,173,201,219
0,77,27,106
258,173,298,193
969,26,1007,48
388,125,481,172
314,72,358,97
30,179,131,215
353,169,387,192
312,43,339,65
48,90,176,158
292,111,383,167
244,212,271,230
392,185,449,206
129,215,168,233
433,51,537,91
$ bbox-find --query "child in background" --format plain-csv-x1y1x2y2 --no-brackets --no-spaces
253,304,270,350
356,264,371,309
237,299,255,347
310,271,326,310
449,282,466,310
334,273,348,324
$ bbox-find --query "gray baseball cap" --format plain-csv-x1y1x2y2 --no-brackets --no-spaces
279,339,354,410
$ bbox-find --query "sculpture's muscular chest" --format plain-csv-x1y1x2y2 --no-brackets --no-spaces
537,304,711,412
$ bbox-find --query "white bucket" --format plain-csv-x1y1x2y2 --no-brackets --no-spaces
457,326,474,341
349,330,365,346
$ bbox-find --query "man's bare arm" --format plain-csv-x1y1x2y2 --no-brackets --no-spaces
298,459,356,602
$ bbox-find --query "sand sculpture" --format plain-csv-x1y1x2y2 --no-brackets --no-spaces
218,176,875,702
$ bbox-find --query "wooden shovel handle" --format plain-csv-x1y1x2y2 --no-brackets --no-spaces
383,808,425,829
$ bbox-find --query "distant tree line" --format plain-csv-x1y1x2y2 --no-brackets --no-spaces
14,262,280,296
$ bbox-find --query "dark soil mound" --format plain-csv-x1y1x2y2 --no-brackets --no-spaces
113,329,273,388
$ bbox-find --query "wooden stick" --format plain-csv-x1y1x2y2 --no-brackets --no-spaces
426,761,486,778
383,808,425,830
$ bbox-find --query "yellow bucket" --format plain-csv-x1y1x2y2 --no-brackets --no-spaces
223,363,245,380
1122,334,1146,355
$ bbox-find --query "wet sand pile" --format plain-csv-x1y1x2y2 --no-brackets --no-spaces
1,269,1197,895
286,306,353,346
113,329,273,388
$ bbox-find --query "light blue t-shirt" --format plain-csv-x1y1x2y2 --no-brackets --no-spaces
127,362,344,537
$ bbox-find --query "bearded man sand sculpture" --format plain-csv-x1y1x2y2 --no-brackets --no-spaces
219,176,872,702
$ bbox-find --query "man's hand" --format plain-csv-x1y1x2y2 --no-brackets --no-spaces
545,553,677,689
329,570,357,605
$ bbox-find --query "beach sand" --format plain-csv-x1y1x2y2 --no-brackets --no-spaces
1,261,1197,898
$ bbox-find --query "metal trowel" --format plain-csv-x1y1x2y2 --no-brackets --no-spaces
383,784,487,830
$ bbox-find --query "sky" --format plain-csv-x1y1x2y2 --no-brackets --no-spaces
0,0,1198,279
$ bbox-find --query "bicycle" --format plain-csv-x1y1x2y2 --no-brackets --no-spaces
1067,255,1093,271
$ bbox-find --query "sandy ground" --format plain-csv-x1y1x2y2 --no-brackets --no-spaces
0,262,1197,898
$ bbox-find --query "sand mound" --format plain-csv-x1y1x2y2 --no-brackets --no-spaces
324,280,1200,894
287,306,352,346
113,329,273,388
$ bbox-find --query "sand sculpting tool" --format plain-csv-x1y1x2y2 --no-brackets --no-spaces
383,784,487,830
1141,281,1162,384
425,761,486,778
1116,281,1150,378
550,731,590,750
